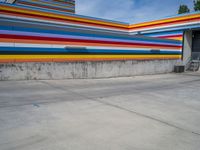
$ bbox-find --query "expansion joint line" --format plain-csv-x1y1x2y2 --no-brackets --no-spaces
39,80,200,136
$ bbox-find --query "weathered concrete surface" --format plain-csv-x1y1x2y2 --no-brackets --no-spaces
0,60,177,80
0,73,200,150
183,30,192,65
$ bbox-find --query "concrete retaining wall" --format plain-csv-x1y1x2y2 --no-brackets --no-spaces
0,60,177,80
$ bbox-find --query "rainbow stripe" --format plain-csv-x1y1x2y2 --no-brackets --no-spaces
0,24,182,62
0,2,199,63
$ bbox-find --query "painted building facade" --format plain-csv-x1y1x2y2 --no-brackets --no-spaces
0,0,200,80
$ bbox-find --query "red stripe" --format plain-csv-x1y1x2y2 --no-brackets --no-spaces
0,34,181,48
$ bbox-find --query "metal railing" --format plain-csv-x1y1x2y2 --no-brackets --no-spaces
187,52,200,72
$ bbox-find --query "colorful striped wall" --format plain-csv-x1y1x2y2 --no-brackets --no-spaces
130,12,200,44
1,1,199,34
129,12,200,34
0,2,199,63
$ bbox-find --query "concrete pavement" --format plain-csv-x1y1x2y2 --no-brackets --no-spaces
0,73,200,150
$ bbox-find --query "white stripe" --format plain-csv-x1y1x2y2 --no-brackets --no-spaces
0,42,181,51
0,42,15,46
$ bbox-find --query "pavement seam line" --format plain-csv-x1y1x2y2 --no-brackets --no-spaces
39,80,200,136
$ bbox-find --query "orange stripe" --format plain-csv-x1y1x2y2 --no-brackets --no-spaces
0,57,180,63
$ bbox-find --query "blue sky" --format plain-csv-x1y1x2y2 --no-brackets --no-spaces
76,0,193,23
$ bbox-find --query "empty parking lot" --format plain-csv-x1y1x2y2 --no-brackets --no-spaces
0,73,200,150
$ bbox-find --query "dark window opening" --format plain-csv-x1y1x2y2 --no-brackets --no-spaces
192,31,200,52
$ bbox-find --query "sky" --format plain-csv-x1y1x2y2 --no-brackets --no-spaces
76,0,194,23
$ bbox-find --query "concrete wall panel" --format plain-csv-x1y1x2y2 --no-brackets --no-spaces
0,60,177,80
183,30,192,64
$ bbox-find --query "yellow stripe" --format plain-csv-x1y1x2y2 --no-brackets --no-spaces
166,37,183,41
0,6,127,28
0,55,181,59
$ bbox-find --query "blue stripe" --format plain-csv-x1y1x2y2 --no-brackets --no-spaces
143,30,183,37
